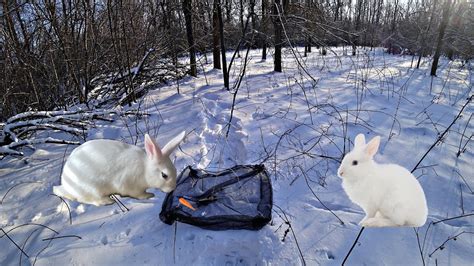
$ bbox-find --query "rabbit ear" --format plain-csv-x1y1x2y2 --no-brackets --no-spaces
144,134,163,160
365,136,380,157
162,131,186,157
354,134,366,148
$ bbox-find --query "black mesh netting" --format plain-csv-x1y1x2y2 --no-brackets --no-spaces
159,165,273,230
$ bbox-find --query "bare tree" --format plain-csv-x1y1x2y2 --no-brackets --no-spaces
182,0,197,77
431,0,452,76
212,0,221,69
273,0,283,72
216,0,229,88
261,0,268,60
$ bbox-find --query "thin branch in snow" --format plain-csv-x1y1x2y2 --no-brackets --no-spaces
413,228,426,266
0,181,43,205
428,231,474,257
273,204,306,266
456,113,472,157
432,213,474,225
342,227,365,265
453,169,473,194
297,165,344,225
49,194,73,225
110,195,129,212
0,228,29,258
226,36,253,138
411,95,472,173
20,228,40,265
42,235,82,241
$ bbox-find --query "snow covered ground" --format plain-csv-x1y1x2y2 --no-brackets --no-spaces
1,47,473,265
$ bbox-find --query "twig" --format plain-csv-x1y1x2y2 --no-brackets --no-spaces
49,194,73,225
429,231,474,257
20,228,40,265
0,228,29,258
110,195,129,212
0,181,43,204
42,235,82,241
273,205,306,266
456,113,472,157
453,169,473,194
297,166,344,225
226,28,255,138
342,227,365,265
432,213,474,225
173,222,178,264
1,223,59,237
414,228,426,266
411,95,473,172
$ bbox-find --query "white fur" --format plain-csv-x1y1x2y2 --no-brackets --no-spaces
53,131,186,206
337,134,428,227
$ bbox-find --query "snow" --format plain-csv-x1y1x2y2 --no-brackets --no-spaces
1,47,473,265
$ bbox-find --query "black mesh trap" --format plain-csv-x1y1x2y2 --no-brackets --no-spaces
159,165,272,230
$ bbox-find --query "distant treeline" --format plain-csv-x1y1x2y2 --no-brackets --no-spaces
1,0,472,120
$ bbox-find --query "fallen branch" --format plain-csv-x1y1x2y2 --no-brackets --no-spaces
0,138,81,156
1,109,148,157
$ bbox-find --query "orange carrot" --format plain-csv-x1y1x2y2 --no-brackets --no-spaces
179,197,196,211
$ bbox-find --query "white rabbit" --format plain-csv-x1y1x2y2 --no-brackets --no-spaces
337,134,428,227
53,131,186,206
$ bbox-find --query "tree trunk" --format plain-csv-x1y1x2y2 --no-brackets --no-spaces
273,0,282,72
431,0,451,76
335,0,342,21
416,0,438,68
182,0,197,77
239,0,244,35
261,0,267,60
225,0,232,21
353,0,363,55
212,0,221,69
250,0,256,48
217,0,229,88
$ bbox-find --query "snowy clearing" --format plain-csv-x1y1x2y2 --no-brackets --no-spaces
1,47,473,265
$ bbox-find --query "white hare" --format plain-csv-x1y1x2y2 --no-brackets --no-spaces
53,132,185,206
337,134,428,227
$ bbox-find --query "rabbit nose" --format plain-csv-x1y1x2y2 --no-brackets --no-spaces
339,170,344,176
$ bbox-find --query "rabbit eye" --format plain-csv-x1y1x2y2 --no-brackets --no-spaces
162,172,169,179
352,160,358,166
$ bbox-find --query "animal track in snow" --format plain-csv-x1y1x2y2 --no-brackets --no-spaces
196,92,248,168
100,235,108,245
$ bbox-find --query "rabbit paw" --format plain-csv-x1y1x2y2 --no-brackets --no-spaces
137,192,155,199
361,217,398,227
92,197,115,206
360,218,381,227
358,215,373,226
